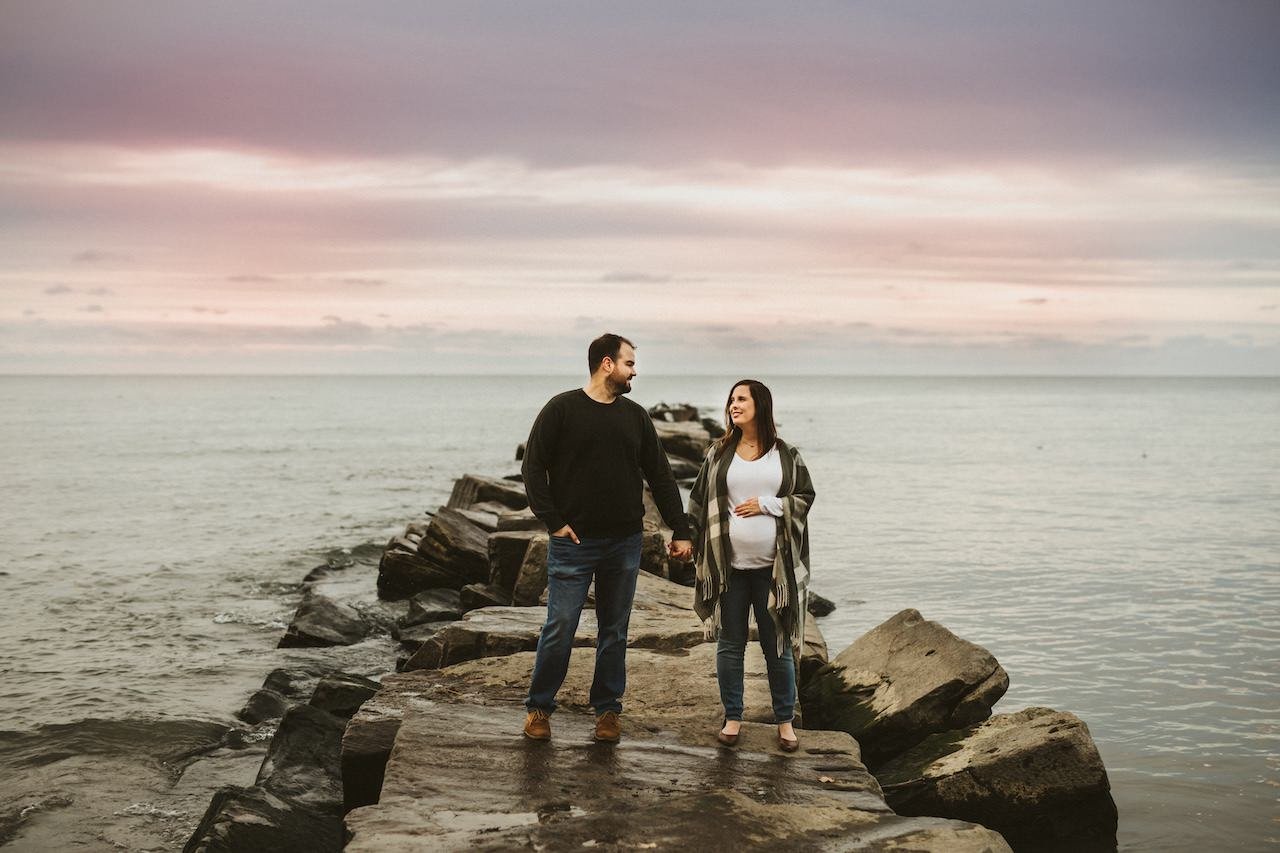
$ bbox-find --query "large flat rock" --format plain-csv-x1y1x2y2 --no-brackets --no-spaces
343,643,801,813
344,698,1010,852
876,707,1118,852
802,609,1009,768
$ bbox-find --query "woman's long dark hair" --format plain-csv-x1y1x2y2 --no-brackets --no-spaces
714,379,778,460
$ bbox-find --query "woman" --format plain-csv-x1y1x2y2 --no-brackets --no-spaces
686,379,815,752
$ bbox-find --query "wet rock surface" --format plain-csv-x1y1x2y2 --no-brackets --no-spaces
188,671,378,853
344,677,1011,852
801,608,1009,767
183,785,342,853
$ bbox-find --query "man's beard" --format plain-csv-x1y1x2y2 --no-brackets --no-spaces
606,373,632,395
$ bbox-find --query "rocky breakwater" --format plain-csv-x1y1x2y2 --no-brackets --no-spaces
192,400,1114,851
802,609,1119,851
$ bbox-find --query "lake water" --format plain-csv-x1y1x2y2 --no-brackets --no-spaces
1,375,1277,850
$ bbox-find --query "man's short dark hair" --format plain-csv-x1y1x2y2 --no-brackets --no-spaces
588,333,635,373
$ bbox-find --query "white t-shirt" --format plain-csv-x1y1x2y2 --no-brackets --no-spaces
725,444,784,570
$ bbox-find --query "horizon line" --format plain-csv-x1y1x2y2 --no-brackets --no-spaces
2,372,1277,380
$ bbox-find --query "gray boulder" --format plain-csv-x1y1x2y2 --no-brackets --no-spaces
510,534,548,606
666,454,701,480
488,529,542,591
798,614,830,687
652,419,714,462
414,507,491,584
189,682,356,852
459,581,513,611
183,785,341,853
309,674,381,720
376,542,465,600
876,707,1118,852
394,619,452,650
453,507,499,532
396,588,463,629
277,593,368,648
236,688,289,725
254,704,347,811
639,529,669,577
801,609,1009,767
377,508,490,598
648,401,700,422
446,473,528,511
496,507,543,532
808,590,837,617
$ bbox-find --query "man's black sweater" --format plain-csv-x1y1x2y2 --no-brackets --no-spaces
521,389,691,540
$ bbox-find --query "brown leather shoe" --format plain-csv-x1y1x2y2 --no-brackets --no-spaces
594,710,621,743
523,709,551,740
778,726,799,753
717,718,740,746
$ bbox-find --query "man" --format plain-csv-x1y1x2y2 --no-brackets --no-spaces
521,333,694,743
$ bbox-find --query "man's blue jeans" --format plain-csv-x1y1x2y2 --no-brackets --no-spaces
525,532,643,715
717,567,796,723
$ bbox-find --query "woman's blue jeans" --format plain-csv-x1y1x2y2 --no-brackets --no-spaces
717,567,796,723
525,532,642,716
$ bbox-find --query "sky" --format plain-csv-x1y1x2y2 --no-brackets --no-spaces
2,1,1278,374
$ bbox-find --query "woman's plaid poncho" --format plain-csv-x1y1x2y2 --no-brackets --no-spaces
686,435,816,657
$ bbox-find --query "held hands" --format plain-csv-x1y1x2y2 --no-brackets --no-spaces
551,524,581,544
668,539,693,561
733,498,763,517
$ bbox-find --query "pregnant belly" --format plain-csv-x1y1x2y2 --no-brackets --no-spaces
728,515,777,565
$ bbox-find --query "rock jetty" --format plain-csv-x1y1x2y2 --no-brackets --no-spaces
186,402,1117,852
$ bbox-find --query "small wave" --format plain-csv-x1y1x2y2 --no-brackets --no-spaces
348,541,386,562
114,802,185,819
0,795,74,846
0,718,228,770
19,795,73,820
241,726,277,744
246,580,304,596
212,612,288,629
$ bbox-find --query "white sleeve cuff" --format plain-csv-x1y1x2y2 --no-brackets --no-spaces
759,495,784,517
